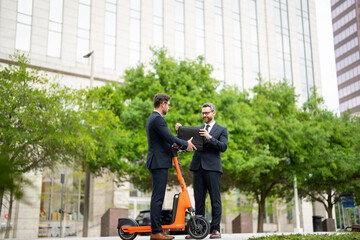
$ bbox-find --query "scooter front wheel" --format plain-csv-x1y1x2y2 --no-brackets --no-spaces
118,218,139,240
186,216,210,239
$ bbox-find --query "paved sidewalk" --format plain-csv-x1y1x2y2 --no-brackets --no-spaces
15,232,342,240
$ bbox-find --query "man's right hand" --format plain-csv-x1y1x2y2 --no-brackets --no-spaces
187,137,197,151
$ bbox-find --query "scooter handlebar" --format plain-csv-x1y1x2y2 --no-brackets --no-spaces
171,143,186,157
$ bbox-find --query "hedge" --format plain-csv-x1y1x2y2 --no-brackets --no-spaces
249,233,359,239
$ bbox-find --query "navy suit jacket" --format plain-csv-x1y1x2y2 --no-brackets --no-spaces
189,123,228,173
145,111,188,170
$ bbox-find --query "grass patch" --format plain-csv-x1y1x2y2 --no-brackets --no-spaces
249,233,360,239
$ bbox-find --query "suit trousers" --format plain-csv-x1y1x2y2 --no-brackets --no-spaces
149,168,169,234
193,167,222,232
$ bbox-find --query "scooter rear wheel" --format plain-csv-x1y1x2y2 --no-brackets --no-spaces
186,216,210,239
118,218,139,240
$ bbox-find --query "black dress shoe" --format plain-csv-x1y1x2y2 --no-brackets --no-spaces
209,230,221,239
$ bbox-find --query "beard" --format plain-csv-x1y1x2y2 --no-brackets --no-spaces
162,109,168,115
203,116,213,124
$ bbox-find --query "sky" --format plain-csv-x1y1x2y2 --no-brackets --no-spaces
315,1,340,114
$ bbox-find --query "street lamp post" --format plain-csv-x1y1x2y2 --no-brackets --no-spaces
293,175,303,233
59,173,65,237
83,51,94,88
82,51,94,237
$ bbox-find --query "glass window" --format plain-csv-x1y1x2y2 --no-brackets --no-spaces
153,0,163,46
15,0,33,51
195,0,205,57
129,0,140,67
77,0,91,63
174,0,185,59
18,0,32,14
297,0,314,102
213,0,225,81
249,0,259,80
104,0,117,69
40,169,85,227
231,0,243,87
47,0,63,57
15,23,31,51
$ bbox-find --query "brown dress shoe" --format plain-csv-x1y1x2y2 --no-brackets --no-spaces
150,232,175,240
209,230,221,239
185,235,193,239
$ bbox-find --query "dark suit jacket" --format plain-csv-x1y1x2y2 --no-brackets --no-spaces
189,123,228,173
145,111,188,170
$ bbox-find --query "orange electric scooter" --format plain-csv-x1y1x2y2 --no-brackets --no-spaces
117,143,210,240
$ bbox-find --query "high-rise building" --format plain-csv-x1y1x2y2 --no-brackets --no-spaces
0,0,326,237
331,0,360,115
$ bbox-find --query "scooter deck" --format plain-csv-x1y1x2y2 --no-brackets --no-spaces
121,224,185,234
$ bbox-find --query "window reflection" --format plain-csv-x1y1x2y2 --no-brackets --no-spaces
213,0,225,81
77,0,91,63
15,0,33,51
249,0,260,81
129,0,140,67
174,0,184,59
153,0,163,47
104,0,117,69
230,0,243,88
297,0,314,103
274,0,292,82
195,0,205,57
47,0,63,58
39,169,85,237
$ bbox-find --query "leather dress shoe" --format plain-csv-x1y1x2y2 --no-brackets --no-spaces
185,235,193,239
150,232,175,240
209,230,221,239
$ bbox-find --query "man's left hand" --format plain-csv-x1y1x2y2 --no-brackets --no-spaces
200,129,211,140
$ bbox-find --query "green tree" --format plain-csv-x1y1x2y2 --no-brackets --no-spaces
74,87,125,176
95,48,220,190
296,92,360,219
218,79,305,232
0,53,83,237
0,53,125,237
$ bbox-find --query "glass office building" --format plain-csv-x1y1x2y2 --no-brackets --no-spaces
331,0,360,115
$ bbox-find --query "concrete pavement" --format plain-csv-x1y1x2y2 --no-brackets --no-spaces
13,232,342,240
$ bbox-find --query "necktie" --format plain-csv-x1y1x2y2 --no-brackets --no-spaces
205,124,210,132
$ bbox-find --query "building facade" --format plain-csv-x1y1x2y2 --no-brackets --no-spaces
331,0,360,115
0,0,325,237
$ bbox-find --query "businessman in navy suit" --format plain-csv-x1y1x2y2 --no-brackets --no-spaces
176,103,228,239
145,93,196,240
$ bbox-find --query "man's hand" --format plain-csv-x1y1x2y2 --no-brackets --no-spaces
175,123,182,131
200,129,211,140
187,137,197,151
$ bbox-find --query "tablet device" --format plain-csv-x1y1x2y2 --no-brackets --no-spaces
178,126,203,151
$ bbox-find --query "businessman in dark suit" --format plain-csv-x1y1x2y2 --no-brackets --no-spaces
176,102,228,239
145,93,196,240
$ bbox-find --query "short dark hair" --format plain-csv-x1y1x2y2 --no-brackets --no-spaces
154,93,171,108
202,102,215,111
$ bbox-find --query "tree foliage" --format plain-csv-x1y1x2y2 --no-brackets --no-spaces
217,79,304,232
295,91,360,219
94,48,221,190
0,53,80,192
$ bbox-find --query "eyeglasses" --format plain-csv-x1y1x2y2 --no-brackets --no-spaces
202,111,213,116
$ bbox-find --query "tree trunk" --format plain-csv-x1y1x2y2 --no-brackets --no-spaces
5,190,14,238
257,197,266,233
326,193,333,219
0,190,3,216
82,168,91,237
